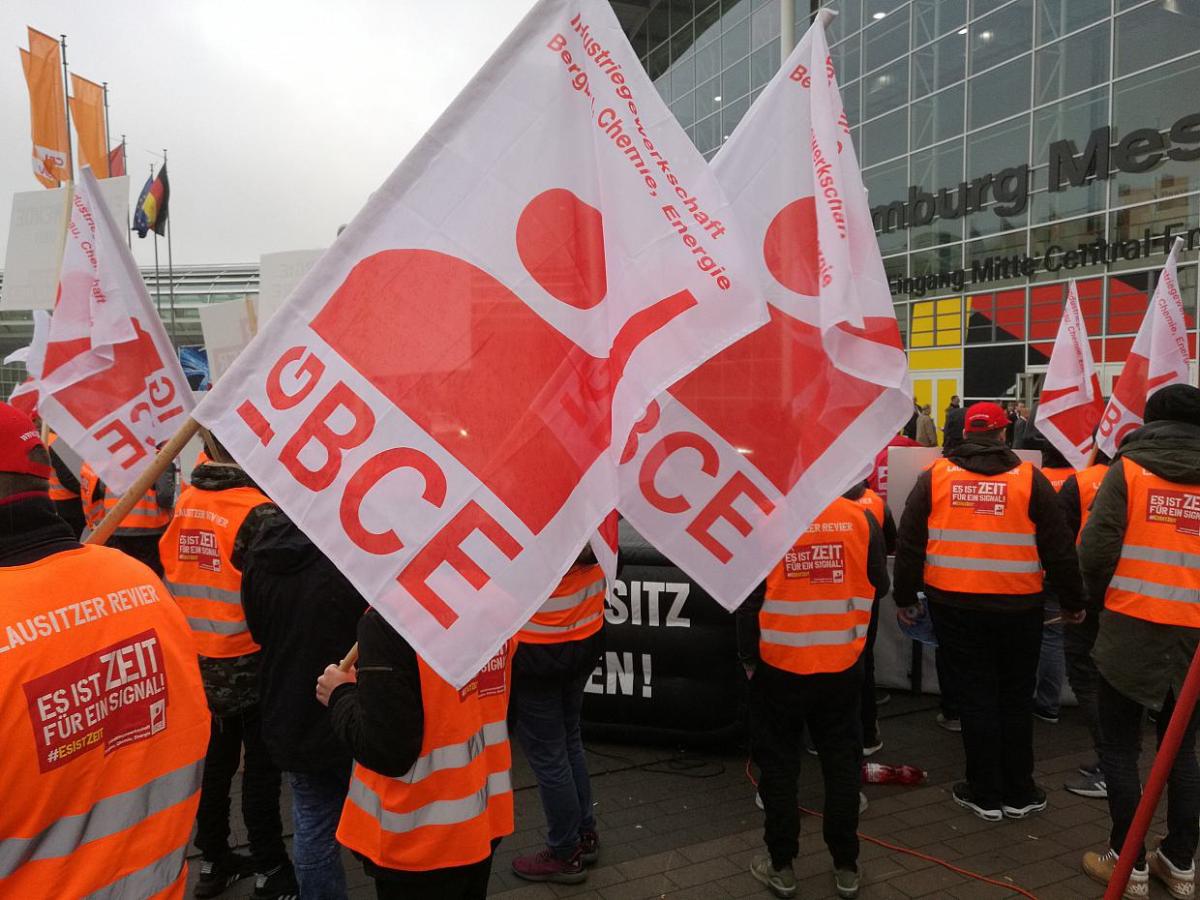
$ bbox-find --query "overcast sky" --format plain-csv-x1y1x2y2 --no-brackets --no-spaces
0,1,535,268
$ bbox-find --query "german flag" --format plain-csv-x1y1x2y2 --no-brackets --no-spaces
132,164,169,237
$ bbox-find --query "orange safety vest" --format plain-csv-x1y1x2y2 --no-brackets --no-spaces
925,458,1043,595
337,642,515,872
79,463,172,535
159,484,269,658
1104,464,1200,627
855,488,886,528
45,433,78,503
518,564,605,644
1042,466,1075,493
759,497,874,676
1076,463,1109,535
0,544,209,899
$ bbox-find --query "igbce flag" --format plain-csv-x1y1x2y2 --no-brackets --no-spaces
1033,280,1104,469
1096,238,1190,458
26,167,193,495
193,0,764,687
618,14,912,608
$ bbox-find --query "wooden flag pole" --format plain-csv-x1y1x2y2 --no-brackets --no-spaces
85,417,200,547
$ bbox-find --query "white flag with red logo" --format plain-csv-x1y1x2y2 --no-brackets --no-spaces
1096,238,1191,458
1033,280,1104,469
25,167,193,495
193,0,765,687
616,14,912,608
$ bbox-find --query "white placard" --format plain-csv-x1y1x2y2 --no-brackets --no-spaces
257,249,324,324
198,297,258,383
1,188,72,310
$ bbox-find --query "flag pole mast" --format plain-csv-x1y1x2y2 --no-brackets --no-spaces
102,81,112,178
123,134,131,248
151,163,162,320
59,34,74,180
164,148,177,348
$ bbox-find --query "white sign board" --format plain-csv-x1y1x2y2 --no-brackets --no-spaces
198,297,258,383
257,249,324,324
2,178,131,311
886,446,1044,521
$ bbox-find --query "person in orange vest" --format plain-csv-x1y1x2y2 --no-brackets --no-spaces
737,494,890,899
0,402,210,897
43,429,86,537
844,480,895,757
79,458,175,576
894,401,1083,823
316,613,515,899
509,547,607,884
159,443,298,899
1079,385,1200,898
1017,426,1076,726
1059,449,1111,800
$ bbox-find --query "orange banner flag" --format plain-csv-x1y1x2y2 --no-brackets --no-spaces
69,74,108,178
21,28,70,188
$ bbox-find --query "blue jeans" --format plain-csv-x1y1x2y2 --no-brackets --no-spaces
286,766,351,899
1035,601,1065,716
513,669,595,858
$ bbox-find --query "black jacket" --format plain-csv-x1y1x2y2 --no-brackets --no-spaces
328,609,423,777
893,439,1083,613
0,493,80,566
736,506,890,665
1082,420,1200,709
943,407,965,450
239,512,368,773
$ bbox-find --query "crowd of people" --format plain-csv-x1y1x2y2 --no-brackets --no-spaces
2,385,1199,900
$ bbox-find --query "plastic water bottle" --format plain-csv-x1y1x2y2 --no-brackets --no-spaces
861,763,926,785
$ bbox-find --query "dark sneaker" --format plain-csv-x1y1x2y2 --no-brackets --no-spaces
194,852,256,899
952,782,1002,822
750,855,797,899
1065,770,1108,799
1033,706,1060,724
252,864,298,900
512,848,587,884
875,689,891,706
1003,787,1048,819
863,730,883,757
834,865,860,898
579,828,600,866
1079,760,1102,777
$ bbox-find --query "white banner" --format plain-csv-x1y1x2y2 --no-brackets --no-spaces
27,167,194,495
257,249,324,324
618,14,913,608
199,297,258,383
1096,238,1190,457
1,187,71,310
194,0,765,687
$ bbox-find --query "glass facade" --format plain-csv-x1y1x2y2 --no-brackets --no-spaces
622,0,1200,426
0,264,259,395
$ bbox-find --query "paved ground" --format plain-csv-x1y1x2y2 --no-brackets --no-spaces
186,692,1174,899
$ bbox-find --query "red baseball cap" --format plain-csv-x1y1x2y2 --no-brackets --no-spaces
0,403,52,478
964,402,1009,434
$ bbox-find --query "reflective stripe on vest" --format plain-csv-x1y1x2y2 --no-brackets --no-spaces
0,760,201,877
159,485,269,658
759,497,874,675
924,459,1043,595
337,645,515,871
348,767,513,835
83,841,188,900
1105,465,1200,627
518,564,605,645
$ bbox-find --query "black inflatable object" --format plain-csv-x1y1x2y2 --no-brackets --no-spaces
581,520,746,746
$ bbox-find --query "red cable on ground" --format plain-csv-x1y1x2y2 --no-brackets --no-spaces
1105,641,1200,899
744,760,1039,899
